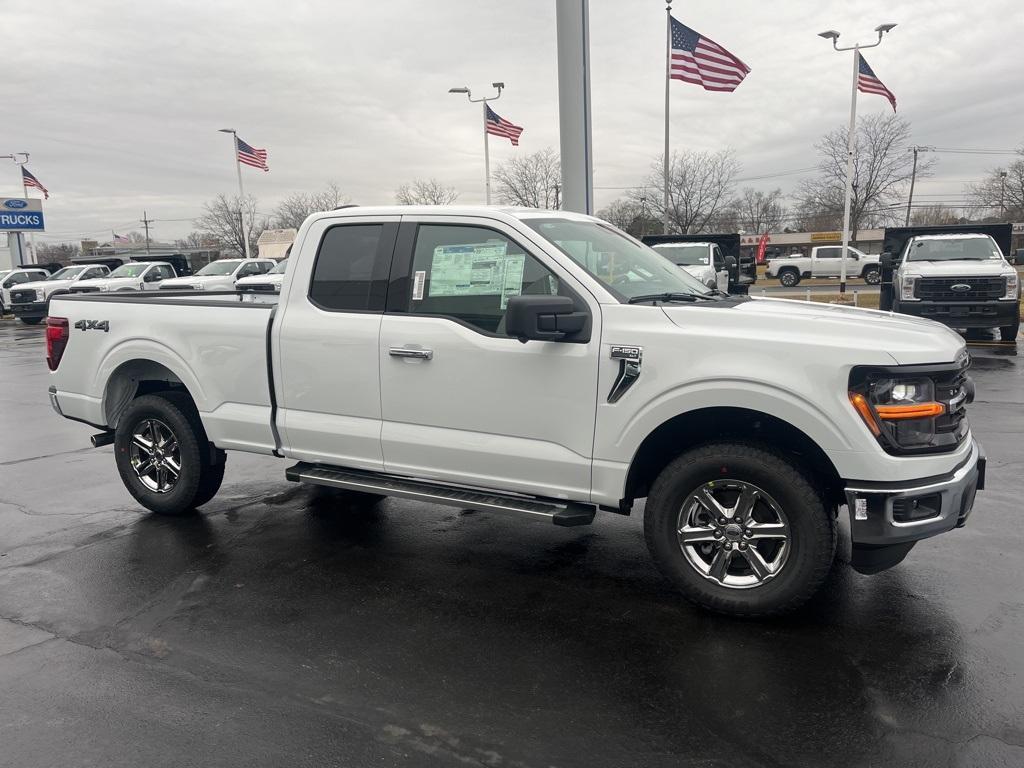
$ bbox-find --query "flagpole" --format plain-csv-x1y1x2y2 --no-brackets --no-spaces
234,136,252,259
663,0,672,234
838,45,860,295
22,177,36,265
482,102,492,205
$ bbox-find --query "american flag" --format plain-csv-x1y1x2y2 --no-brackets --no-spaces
857,55,896,112
22,167,49,199
236,137,269,171
485,106,524,146
113,233,130,244
669,16,750,92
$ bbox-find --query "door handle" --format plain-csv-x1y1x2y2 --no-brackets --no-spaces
389,346,433,361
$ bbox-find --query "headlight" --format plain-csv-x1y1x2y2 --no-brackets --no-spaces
849,365,969,454
900,274,919,301
98,285,109,292
1003,272,1019,301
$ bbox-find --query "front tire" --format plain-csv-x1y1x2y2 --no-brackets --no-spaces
644,442,836,617
778,269,800,287
114,392,224,515
1001,317,1020,342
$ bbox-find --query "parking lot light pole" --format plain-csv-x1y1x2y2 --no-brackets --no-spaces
449,84,503,205
218,128,251,258
819,23,897,294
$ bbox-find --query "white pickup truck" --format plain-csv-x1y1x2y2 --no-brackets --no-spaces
45,206,984,616
767,245,881,287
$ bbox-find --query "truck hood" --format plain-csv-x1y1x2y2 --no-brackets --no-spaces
680,265,715,285
900,260,1012,278
19,279,72,294
235,273,284,286
660,297,965,366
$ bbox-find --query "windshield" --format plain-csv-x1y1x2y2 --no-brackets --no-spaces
47,266,87,281
651,244,711,266
269,260,288,274
905,236,1003,262
195,260,242,276
107,264,148,278
523,219,712,301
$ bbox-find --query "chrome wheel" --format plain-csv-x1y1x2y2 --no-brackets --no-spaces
779,271,798,287
677,480,791,589
129,418,181,493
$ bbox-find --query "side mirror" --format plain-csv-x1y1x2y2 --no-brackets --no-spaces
505,295,589,343
880,252,895,270
724,255,737,269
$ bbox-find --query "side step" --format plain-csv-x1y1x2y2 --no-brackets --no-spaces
285,462,596,527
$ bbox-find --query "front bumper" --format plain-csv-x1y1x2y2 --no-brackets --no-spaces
11,301,47,319
844,440,984,573
896,299,1018,329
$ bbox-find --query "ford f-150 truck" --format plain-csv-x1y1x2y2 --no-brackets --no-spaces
11,263,111,324
766,246,881,287
45,206,984,616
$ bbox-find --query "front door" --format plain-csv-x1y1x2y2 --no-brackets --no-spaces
378,218,601,500
813,247,842,277
274,216,400,470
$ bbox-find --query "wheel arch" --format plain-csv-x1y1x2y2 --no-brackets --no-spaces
99,346,206,429
622,407,845,510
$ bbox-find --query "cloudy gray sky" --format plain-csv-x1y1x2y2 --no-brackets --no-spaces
6,0,1023,245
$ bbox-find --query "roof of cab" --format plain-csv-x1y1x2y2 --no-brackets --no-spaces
312,205,600,223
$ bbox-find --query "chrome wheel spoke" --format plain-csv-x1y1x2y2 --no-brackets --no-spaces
132,434,153,452
747,522,788,540
128,418,180,494
678,525,718,544
696,486,728,519
741,547,772,581
164,457,180,476
708,547,732,582
733,486,758,523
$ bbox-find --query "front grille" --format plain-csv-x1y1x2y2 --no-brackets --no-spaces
10,289,37,304
915,276,1005,301
933,367,969,444
70,286,100,294
238,283,276,293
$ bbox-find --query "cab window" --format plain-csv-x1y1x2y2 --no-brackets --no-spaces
405,224,560,335
309,223,395,312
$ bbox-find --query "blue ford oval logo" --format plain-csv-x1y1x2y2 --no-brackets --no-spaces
3,199,28,209
950,283,972,292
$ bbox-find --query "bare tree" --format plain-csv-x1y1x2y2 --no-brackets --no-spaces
174,231,218,249
395,178,459,206
125,231,148,244
732,188,786,233
790,199,843,232
629,149,741,234
796,114,931,235
36,243,80,263
493,148,561,209
967,148,1024,221
910,204,965,227
195,194,268,257
273,183,350,229
596,197,660,238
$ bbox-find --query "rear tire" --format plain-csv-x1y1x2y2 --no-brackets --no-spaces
114,392,224,515
863,267,881,285
778,269,800,287
20,317,42,325
643,442,836,617
1000,318,1020,342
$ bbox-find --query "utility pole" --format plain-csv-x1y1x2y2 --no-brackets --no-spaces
1000,170,1008,218
905,145,933,226
140,211,154,254
555,0,594,215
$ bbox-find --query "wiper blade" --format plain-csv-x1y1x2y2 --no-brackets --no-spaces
627,292,702,304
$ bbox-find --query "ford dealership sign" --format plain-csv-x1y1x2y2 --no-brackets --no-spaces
0,198,44,231
3,199,28,209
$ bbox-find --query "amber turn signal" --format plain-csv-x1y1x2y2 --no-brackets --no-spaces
875,402,946,420
848,392,881,436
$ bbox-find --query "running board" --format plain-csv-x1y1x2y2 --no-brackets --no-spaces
285,463,596,527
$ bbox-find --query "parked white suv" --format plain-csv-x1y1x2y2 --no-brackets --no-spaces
10,264,110,324
160,258,275,291
1,267,51,314
71,261,178,294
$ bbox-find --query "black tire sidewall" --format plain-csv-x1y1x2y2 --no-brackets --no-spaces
779,270,798,287
864,268,881,285
114,394,205,515
645,443,835,616
1000,320,1020,342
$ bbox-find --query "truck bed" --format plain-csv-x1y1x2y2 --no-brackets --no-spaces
47,291,279,455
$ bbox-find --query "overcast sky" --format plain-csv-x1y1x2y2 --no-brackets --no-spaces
6,0,1023,245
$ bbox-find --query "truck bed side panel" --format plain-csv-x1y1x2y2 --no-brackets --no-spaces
48,296,277,454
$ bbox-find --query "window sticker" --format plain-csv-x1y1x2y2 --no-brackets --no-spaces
427,242,526,308
412,270,426,301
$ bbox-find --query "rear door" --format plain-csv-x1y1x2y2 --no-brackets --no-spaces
812,247,842,277
274,215,399,469
377,216,601,500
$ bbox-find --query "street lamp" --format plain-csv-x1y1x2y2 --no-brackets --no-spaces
449,82,504,204
819,22,898,293
217,128,251,258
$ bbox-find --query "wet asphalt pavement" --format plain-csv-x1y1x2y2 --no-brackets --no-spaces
0,319,1021,768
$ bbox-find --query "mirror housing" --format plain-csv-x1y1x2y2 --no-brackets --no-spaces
724,255,737,269
505,295,589,343
880,251,895,270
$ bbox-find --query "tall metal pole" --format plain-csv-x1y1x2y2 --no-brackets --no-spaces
838,46,860,294
233,135,252,258
21,178,36,264
482,101,492,205
663,1,672,234
905,146,919,226
555,0,593,214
